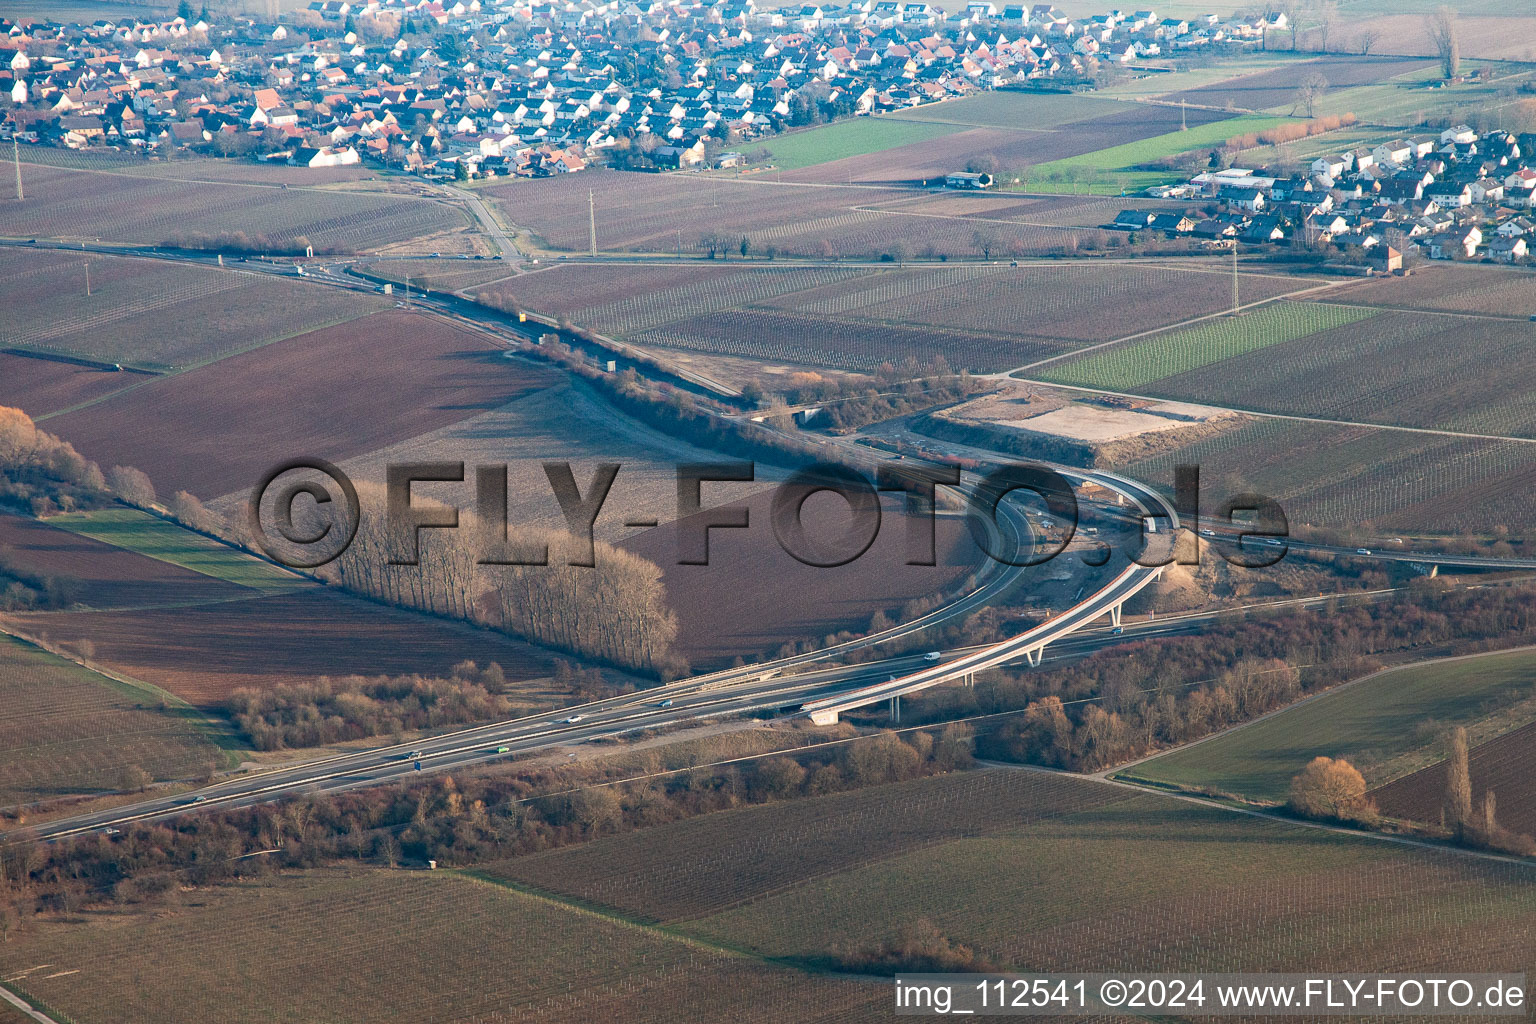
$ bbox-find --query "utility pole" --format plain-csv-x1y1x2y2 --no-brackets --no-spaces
1180,98,1187,131
1231,241,1240,314
12,136,22,201
588,188,596,257
84,260,90,297
404,276,411,309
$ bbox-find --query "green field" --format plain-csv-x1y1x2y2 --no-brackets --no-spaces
0,634,227,805
1301,61,1536,125
0,870,885,1024
1022,114,1291,194
758,117,963,171
50,508,305,594
1125,648,1536,801
1036,301,1375,393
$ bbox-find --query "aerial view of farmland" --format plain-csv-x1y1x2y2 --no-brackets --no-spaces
3,0,1536,1020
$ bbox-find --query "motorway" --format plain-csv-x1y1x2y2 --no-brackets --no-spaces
6,235,1535,839
17,582,1206,843
18,465,1173,841
802,468,1177,722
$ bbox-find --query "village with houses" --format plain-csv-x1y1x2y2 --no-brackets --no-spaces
1112,123,1536,268
0,1,1297,177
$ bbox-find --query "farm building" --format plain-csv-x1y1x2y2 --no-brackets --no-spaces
945,171,994,189
290,145,361,168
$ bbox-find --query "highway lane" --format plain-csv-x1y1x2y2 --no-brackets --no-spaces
18,660,931,841
7,235,1535,835
7,575,1424,841
801,467,1178,722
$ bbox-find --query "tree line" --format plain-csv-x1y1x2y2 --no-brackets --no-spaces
320,483,684,676
892,581,1536,773
226,661,515,751
158,231,343,257
0,725,974,937
0,405,109,517
1286,724,1536,857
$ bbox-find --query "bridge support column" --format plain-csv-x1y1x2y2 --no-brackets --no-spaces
1429,564,1439,578
1109,604,1122,628
889,696,900,723
810,709,840,726
1025,647,1043,668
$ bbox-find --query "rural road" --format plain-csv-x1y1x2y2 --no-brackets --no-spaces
443,183,522,260
0,985,62,1024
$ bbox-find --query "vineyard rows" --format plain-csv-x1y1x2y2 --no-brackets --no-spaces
1143,309,1536,439
1,273,248,349
1329,263,1536,317
577,266,864,335
0,637,219,805
1124,418,1536,534
1039,300,1376,391
0,871,884,1024
3,257,385,367
632,309,1051,372
493,770,1124,923
762,265,994,316
680,794,1536,977
10,164,460,250
493,264,740,316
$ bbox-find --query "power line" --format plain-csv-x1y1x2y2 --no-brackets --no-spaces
588,188,597,257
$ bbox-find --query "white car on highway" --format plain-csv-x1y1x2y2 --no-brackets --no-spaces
563,715,585,724
923,651,943,661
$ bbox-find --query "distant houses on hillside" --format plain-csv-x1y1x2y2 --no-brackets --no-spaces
1,1,1289,179
1119,126,1536,267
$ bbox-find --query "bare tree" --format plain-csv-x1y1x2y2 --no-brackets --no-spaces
1315,0,1338,51
1278,0,1303,50
971,230,999,260
1425,6,1460,79
1443,725,1472,838
1356,27,1380,55
1292,72,1329,117
106,465,156,508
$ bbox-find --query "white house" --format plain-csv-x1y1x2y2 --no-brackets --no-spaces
1495,217,1533,238
1469,178,1504,204
1372,140,1411,167
1503,168,1536,206
1489,236,1527,263
1311,155,1345,178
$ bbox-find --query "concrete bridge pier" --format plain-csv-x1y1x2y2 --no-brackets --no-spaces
1109,604,1122,628
1025,647,1043,668
889,696,900,723
810,709,840,726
